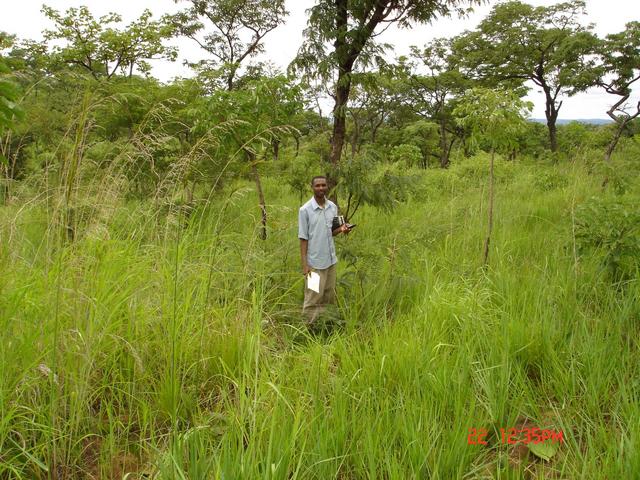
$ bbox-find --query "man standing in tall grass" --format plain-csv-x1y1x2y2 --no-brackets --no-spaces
298,176,351,330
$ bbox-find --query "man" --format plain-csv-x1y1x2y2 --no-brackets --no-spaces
298,175,351,328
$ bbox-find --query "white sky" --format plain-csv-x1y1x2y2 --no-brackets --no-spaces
2,0,639,119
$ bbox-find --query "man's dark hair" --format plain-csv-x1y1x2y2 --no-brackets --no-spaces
311,175,327,186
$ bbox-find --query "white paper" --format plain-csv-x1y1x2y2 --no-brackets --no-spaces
307,271,320,293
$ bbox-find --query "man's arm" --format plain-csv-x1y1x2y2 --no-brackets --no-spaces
298,208,310,275
300,239,310,276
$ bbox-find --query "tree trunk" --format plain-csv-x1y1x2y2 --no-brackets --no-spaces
329,80,351,193
445,137,455,167
272,139,280,161
1,166,7,205
326,0,388,205
250,160,267,240
438,118,450,168
542,84,560,153
483,148,495,266
547,118,558,153
604,122,626,163
371,115,384,143
351,119,360,158
603,97,640,162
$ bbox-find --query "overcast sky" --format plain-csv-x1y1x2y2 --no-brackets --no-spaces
2,0,639,119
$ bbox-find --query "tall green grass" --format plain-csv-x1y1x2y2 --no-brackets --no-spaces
1,129,639,478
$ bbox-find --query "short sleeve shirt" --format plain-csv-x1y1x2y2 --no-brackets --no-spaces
298,197,338,269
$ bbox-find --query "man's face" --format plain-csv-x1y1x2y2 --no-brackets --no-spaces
312,178,327,198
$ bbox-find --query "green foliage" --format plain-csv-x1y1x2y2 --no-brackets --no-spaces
3,132,640,478
453,1,597,93
419,168,462,196
0,58,23,135
453,1,598,151
287,151,323,201
592,21,640,99
557,121,604,154
514,121,550,158
4,3,640,477
395,37,472,167
532,170,569,191
449,153,516,185
398,120,440,167
390,144,423,167
575,196,640,281
41,5,176,79
194,74,302,161
168,0,287,90
591,22,640,159
337,146,420,220
293,0,480,84
345,70,402,153
593,157,640,195
454,87,532,152
292,0,482,171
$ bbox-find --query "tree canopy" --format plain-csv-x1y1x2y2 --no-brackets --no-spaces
453,0,597,152
167,0,287,90
42,5,177,80
292,0,481,197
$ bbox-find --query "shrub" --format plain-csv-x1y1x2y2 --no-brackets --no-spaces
533,170,569,191
390,144,423,167
449,152,516,185
574,196,640,282
337,146,420,218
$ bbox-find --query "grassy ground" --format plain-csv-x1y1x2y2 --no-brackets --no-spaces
1,152,639,479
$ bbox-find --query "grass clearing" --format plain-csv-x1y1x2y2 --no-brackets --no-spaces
1,153,639,479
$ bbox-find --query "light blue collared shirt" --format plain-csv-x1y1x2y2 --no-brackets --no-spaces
298,196,338,269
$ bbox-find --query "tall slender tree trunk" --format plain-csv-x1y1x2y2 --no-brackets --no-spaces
438,118,450,168
250,159,267,240
1,166,7,205
483,148,495,266
350,119,360,158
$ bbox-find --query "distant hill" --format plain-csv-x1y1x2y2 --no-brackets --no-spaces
531,118,612,125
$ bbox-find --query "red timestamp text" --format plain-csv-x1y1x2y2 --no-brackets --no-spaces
467,427,564,445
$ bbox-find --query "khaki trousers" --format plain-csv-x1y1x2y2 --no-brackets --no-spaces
303,264,337,326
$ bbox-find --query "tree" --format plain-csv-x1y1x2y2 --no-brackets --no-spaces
593,22,640,162
42,5,177,80
454,88,532,265
0,57,24,203
453,1,597,152
346,70,401,157
399,120,440,168
400,38,470,168
2,37,51,81
193,74,302,239
0,60,22,133
337,145,419,222
167,0,287,91
291,0,480,199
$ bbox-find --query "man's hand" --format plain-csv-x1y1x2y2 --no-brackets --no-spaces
303,264,312,276
332,224,351,236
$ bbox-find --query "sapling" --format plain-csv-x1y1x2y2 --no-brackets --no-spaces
454,88,532,265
